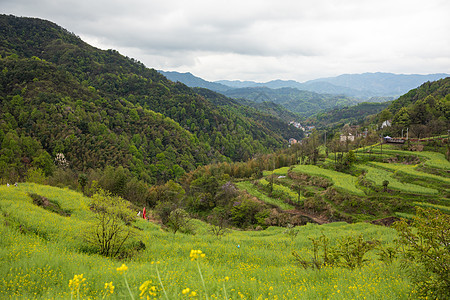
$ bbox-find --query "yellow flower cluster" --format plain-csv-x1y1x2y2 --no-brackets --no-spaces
139,280,158,299
189,249,205,261
182,288,197,297
116,264,128,275
104,282,114,295
68,274,86,293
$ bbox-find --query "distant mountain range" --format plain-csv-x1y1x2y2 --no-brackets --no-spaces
159,71,449,99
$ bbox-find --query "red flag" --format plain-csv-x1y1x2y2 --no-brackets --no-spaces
143,207,146,219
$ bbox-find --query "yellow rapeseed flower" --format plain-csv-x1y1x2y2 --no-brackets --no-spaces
116,264,128,275
104,282,114,295
189,249,206,261
68,274,86,293
189,291,197,297
139,280,158,299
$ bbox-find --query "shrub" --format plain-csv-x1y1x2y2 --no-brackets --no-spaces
167,208,194,234
84,189,136,257
394,207,450,299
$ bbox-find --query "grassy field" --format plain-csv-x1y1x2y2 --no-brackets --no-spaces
356,164,439,195
291,165,365,196
235,181,295,210
367,161,450,185
0,183,414,299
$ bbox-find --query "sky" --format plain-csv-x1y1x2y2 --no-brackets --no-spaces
2,0,450,82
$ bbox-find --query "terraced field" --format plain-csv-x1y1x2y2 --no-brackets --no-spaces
356,164,439,195
292,165,364,196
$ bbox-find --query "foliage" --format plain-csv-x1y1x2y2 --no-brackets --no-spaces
25,167,46,184
84,189,136,257
292,164,364,196
167,208,193,234
0,183,414,299
394,208,450,299
332,234,379,270
0,14,304,187
387,78,450,138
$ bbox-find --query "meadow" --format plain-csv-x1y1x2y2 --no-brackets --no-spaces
355,164,438,195
291,165,365,196
0,183,414,299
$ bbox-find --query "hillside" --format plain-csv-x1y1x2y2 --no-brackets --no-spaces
305,72,450,98
0,15,303,183
221,87,359,117
0,182,414,299
216,72,449,98
385,77,450,138
310,102,391,129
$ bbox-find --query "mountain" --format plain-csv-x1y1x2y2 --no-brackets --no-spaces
386,77,450,138
304,72,450,98
159,70,229,92
217,73,449,98
221,87,359,117
0,15,303,183
310,102,391,128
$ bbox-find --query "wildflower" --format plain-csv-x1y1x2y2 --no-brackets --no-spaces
116,264,128,275
104,282,114,295
182,288,191,295
68,274,86,299
189,249,206,261
102,282,114,299
189,291,197,297
139,280,158,299
68,274,86,293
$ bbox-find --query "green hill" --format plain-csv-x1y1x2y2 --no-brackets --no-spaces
222,86,359,117
0,15,303,183
386,77,450,138
0,183,412,299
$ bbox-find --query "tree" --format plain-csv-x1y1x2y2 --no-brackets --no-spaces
78,173,88,194
167,208,193,234
382,180,389,192
84,190,135,257
394,208,450,299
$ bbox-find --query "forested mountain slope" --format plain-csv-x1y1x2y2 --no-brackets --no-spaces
221,86,359,117
386,77,450,137
0,15,302,183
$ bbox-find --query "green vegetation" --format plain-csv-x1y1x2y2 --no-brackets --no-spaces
222,86,359,117
356,164,438,195
0,15,303,186
292,164,364,196
383,77,450,139
1,183,415,299
394,208,450,298
235,181,294,210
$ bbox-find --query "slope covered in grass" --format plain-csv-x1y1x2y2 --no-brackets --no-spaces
0,183,414,299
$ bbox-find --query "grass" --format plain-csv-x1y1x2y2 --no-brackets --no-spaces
413,202,450,213
367,161,450,185
292,165,365,196
368,145,450,170
262,167,290,177
0,183,414,299
356,164,438,195
235,181,295,210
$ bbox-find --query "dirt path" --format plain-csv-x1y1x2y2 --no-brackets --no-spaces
285,209,330,225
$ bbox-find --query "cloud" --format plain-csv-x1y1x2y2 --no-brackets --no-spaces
2,0,449,81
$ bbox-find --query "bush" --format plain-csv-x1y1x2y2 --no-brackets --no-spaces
394,207,450,299
84,189,136,257
167,208,193,234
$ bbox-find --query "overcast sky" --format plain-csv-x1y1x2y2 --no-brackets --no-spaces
2,0,450,82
